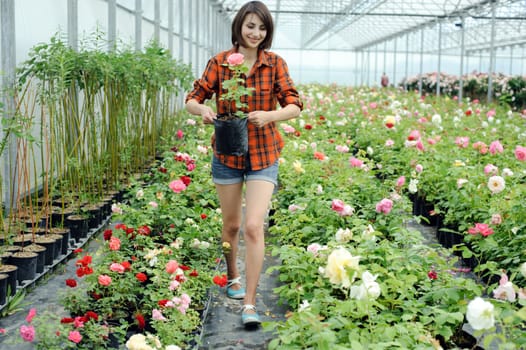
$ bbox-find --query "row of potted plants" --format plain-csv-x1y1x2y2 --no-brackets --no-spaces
0,32,194,297
404,71,526,110
263,84,525,348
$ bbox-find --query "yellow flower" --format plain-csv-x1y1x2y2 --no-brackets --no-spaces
293,160,305,173
324,247,360,288
453,160,466,167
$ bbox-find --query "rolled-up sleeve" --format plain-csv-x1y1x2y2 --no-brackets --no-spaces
274,56,303,110
185,57,219,104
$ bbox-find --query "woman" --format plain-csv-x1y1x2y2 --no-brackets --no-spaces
185,1,302,327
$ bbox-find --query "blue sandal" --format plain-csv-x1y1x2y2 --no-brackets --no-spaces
226,276,246,299
241,304,261,327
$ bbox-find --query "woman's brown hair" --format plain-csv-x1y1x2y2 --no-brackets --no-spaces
231,1,274,50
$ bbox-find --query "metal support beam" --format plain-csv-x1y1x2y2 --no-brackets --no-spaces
67,0,78,51
108,0,116,51
1,0,16,216
135,0,142,52
487,1,496,103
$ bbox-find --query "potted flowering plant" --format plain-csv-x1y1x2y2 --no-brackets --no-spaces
214,53,254,156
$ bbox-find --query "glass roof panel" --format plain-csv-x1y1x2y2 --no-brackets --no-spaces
223,0,526,54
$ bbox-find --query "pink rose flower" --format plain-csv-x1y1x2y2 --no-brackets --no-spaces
176,129,184,139
396,176,406,188
490,213,502,225
307,243,322,255
375,198,393,215
152,309,167,321
98,274,112,286
468,223,494,237
166,260,179,274
169,179,187,193
68,330,83,344
489,140,503,155
25,308,36,323
407,130,421,141
19,325,35,342
331,199,345,213
349,157,363,168
515,145,526,161
227,52,244,66
108,236,121,251
109,263,125,273
483,164,498,176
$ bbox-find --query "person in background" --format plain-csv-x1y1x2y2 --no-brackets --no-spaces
184,1,302,328
381,72,389,87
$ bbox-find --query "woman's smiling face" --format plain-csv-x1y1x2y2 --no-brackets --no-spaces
241,13,267,49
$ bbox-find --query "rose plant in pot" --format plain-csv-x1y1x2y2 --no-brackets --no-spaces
214,53,254,156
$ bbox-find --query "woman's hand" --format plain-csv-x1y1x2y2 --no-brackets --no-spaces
185,99,216,124
248,110,270,128
200,105,216,124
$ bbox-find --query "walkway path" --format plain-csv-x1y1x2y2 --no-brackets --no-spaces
198,226,288,350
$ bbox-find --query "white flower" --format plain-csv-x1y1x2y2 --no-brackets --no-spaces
324,247,360,288
298,300,310,312
196,145,208,154
520,262,526,278
502,168,514,177
136,189,144,199
316,184,324,194
431,113,442,125
350,271,381,300
466,297,495,330
111,203,123,214
457,178,468,188
335,228,353,243
487,175,505,194
408,179,419,194
166,346,182,350
126,334,154,350
493,281,516,302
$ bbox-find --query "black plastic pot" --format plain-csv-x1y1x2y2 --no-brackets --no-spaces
8,252,38,283
213,115,248,156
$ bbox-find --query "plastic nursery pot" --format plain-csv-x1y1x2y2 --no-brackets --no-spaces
213,114,248,156
7,251,38,283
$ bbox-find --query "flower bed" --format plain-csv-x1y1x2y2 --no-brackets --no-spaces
5,84,526,349
265,84,526,349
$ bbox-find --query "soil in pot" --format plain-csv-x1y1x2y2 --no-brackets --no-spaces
213,115,248,156
7,251,38,283
12,233,33,248
0,264,18,296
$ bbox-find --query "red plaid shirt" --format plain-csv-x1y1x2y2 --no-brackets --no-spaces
185,48,303,170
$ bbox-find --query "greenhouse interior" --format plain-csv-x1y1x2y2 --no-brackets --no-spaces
0,0,525,349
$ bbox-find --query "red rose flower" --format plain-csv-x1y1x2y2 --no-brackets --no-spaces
136,272,148,283
180,175,192,186
200,213,207,219
60,317,74,324
121,261,132,271
84,311,98,321
103,229,113,241
65,279,77,288
213,274,228,287
158,299,169,307
189,269,199,277
135,314,146,330
427,270,438,280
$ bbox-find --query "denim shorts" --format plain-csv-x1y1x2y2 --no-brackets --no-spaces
212,156,279,186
